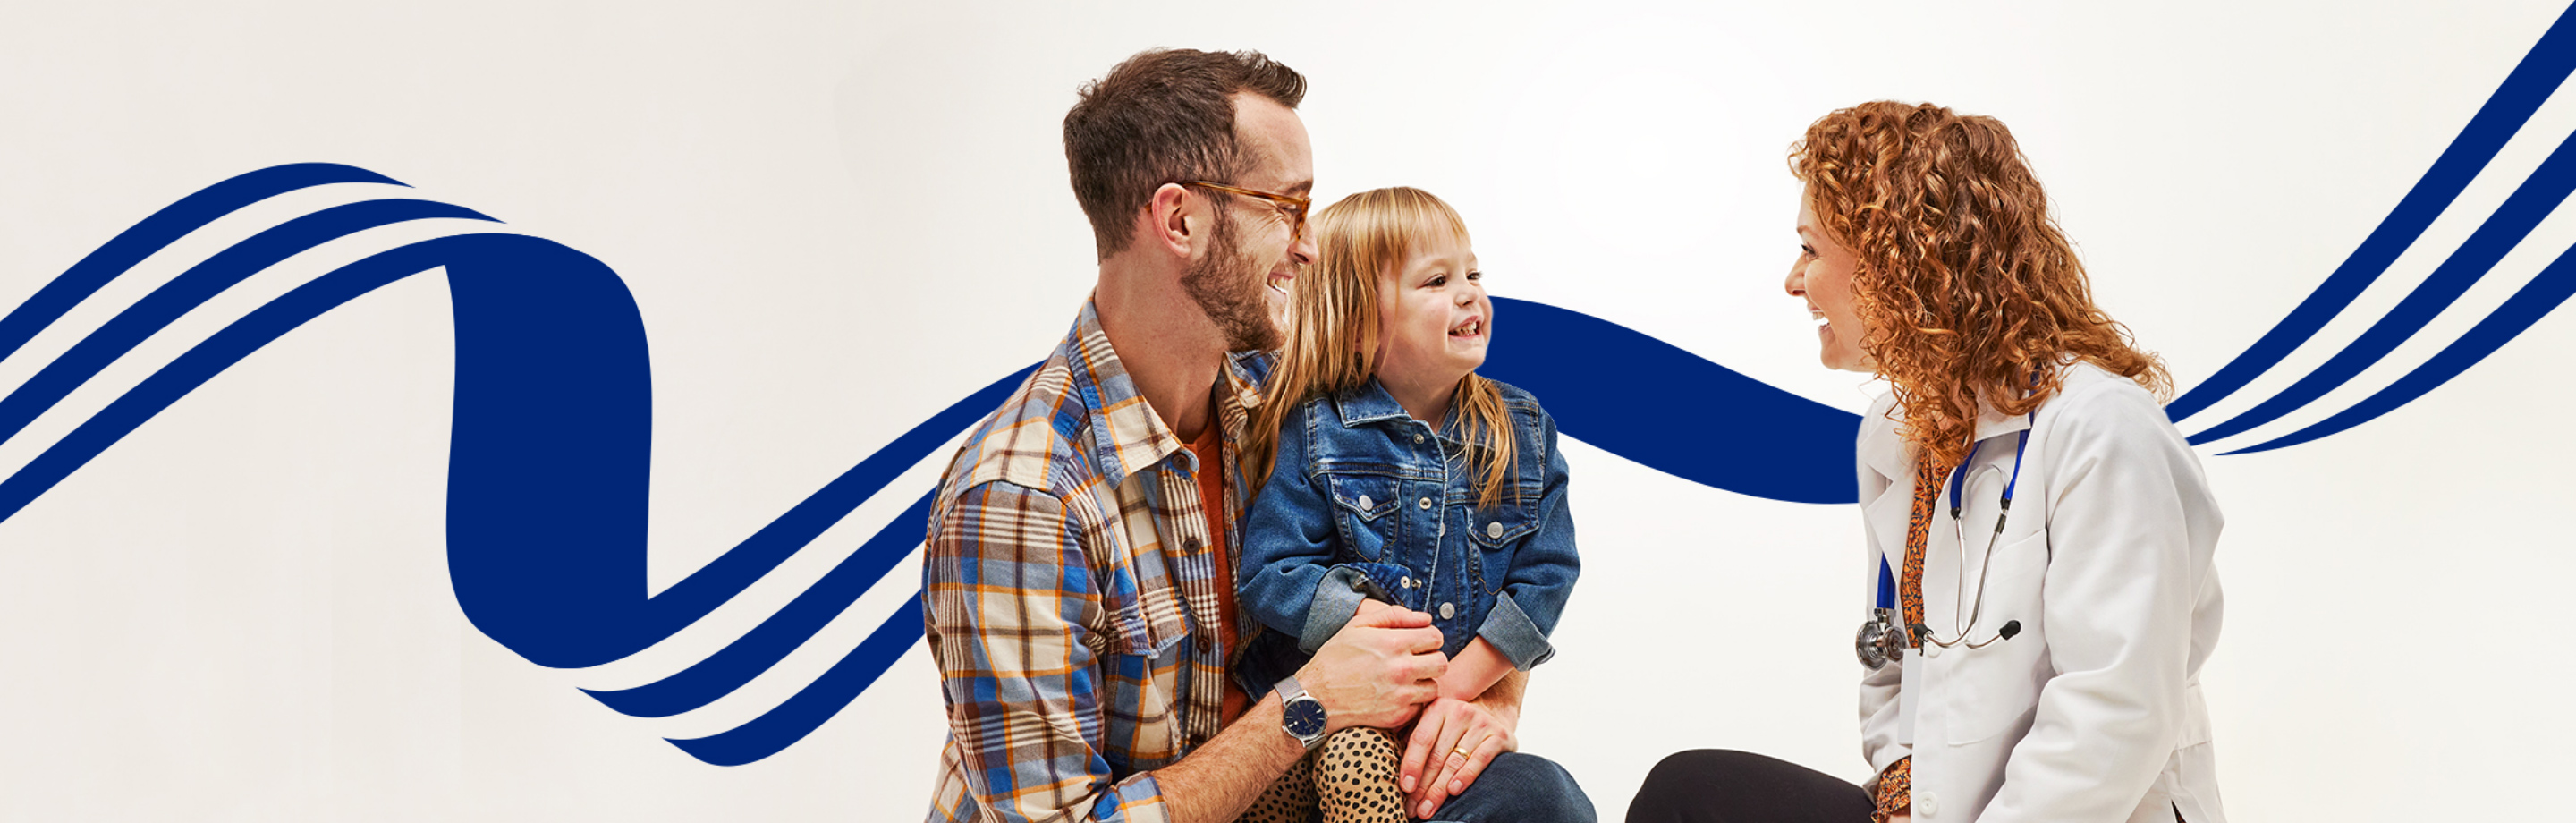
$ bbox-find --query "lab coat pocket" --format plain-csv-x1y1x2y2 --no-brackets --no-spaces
1324,472,1402,561
1943,530,2049,746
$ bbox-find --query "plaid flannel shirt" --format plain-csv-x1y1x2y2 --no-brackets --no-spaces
923,300,1267,823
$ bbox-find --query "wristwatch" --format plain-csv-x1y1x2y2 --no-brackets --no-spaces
1274,675,1328,750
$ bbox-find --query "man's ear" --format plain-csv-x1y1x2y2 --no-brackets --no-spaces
1144,182,1197,258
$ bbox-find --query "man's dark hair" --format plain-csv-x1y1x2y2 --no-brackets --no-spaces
1064,48,1306,259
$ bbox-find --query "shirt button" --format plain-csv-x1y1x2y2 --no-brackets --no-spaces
1924,643,1943,658
1917,793,1938,817
1357,495,1373,510
1182,538,1201,553
1195,636,1210,653
1419,496,1433,510
1486,522,1504,539
1439,602,1456,619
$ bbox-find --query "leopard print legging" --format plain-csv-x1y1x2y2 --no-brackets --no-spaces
1237,727,1408,823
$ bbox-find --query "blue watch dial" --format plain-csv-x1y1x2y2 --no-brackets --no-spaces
1284,698,1326,738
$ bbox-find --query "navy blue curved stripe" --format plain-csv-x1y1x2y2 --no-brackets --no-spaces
0,199,1023,761
628,368,1030,645
666,591,925,767
2163,2,2576,421
0,199,495,448
583,490,936,718
0,163,403,365
1482,297,1861,505
2188,126,2576,445
0,233,497,525
2227,239,2576,454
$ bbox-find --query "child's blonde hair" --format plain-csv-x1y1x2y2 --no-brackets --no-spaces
1246,186,1520,509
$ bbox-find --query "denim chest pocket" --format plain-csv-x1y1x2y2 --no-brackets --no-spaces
1465,498,1538,591
1324,472,1402,561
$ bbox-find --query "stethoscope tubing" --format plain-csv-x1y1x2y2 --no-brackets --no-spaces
1877,413,2034,651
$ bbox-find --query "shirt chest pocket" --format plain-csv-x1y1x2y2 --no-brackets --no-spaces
1325,472,1403,562
1092,544,1190,757
1094,537,1193,660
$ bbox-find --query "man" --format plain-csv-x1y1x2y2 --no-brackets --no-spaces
921,49,1590,823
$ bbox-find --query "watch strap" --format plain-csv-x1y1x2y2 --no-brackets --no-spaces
1272,675,1307,704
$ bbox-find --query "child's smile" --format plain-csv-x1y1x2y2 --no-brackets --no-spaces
1373,230,1489,420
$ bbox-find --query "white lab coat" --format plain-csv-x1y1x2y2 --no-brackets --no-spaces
1856,362,2225,823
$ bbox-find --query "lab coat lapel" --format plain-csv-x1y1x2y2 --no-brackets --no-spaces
1860,403,1912,574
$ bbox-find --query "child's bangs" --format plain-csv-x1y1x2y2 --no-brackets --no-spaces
1322,187,1470,282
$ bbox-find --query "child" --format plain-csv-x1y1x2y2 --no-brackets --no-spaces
1234,187,1580,822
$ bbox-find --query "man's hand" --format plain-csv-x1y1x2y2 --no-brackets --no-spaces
1296,602,1444,733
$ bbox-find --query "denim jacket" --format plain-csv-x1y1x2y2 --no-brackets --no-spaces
1233,376,1579,694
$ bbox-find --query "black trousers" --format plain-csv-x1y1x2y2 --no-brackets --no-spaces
1625,750,1874,823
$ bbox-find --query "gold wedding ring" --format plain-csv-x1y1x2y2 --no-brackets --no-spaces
1450,746,1470,759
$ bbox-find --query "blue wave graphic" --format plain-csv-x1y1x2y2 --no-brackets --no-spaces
2169,1,2576,453
2,1,2571,764
0,176,1031,764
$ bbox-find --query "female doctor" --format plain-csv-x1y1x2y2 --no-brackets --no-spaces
1628,101,2226,823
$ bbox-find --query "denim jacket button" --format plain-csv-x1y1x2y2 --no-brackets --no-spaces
1357,495,1373,510
1486,521,1504,539
1412,433,1425,444
1418,496,1433,510
1439,602,1456,620
1400,576,1414,589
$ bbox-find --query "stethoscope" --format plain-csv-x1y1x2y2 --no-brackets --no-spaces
1855,414,2033,670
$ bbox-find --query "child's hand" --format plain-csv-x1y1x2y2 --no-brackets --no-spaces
1431,637,1512,702
1397,695,1517,819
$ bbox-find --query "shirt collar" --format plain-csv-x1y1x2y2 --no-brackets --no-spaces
1064,299,1182,488
1063,300,1267,488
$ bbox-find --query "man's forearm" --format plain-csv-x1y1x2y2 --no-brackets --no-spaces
1149,693,1307,823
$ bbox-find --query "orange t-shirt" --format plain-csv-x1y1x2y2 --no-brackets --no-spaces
1187,420,1250,725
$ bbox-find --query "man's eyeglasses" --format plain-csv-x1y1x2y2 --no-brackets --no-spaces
1181,181,1309,242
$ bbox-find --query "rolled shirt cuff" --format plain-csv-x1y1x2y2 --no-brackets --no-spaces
1298,566,1371,654
1473,592,1555,670
1108,772,1169,823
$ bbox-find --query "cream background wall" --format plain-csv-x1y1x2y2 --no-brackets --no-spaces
0,1,2566,820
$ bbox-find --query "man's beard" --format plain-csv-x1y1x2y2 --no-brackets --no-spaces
1181,210,1282,352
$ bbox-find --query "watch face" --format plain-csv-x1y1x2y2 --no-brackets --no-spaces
1284,697,1327,738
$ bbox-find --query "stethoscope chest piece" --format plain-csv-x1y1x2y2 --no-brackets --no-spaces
1856,607,1905,669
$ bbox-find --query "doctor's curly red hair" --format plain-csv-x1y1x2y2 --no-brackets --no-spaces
1792,101,2169,470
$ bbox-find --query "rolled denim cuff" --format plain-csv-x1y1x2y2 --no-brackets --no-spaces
1299,566,1371,654
1475,592,1555,670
